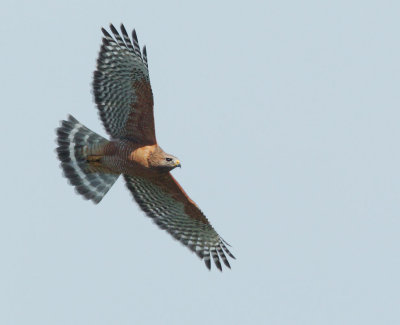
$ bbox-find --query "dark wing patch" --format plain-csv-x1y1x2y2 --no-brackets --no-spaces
93,24,156,144
124,173,235,271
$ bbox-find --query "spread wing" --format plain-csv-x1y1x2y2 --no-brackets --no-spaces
93,24,156,144
124,173,235,270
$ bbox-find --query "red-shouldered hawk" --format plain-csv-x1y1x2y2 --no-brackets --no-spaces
56,24,235,271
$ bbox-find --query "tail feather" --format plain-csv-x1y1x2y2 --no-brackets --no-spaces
56,115,119,203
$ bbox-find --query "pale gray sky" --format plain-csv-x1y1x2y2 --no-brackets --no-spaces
1,0,400,324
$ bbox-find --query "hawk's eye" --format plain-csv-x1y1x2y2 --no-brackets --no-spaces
165,158,173,162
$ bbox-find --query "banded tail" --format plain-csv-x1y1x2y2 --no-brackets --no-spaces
56,115,119,203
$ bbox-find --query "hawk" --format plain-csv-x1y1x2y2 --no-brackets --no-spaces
56,24,235,270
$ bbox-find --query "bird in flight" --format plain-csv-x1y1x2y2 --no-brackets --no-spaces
56,24,235,270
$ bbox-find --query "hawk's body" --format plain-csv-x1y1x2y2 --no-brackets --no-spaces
56,24,234,270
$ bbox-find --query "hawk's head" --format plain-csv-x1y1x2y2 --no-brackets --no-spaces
148,147,181,171
160,153,181,170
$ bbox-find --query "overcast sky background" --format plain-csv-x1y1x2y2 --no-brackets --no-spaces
1,0,399,324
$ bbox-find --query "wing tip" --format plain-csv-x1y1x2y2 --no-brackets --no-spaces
132,29,139,42
204,258,211,270
109,23,118,34
120,23,128,36
101,27,111,38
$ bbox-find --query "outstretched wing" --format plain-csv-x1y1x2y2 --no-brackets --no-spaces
93,24,156,144
124,173,235,270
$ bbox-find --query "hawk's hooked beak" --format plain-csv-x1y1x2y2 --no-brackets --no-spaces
175,160,181,168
